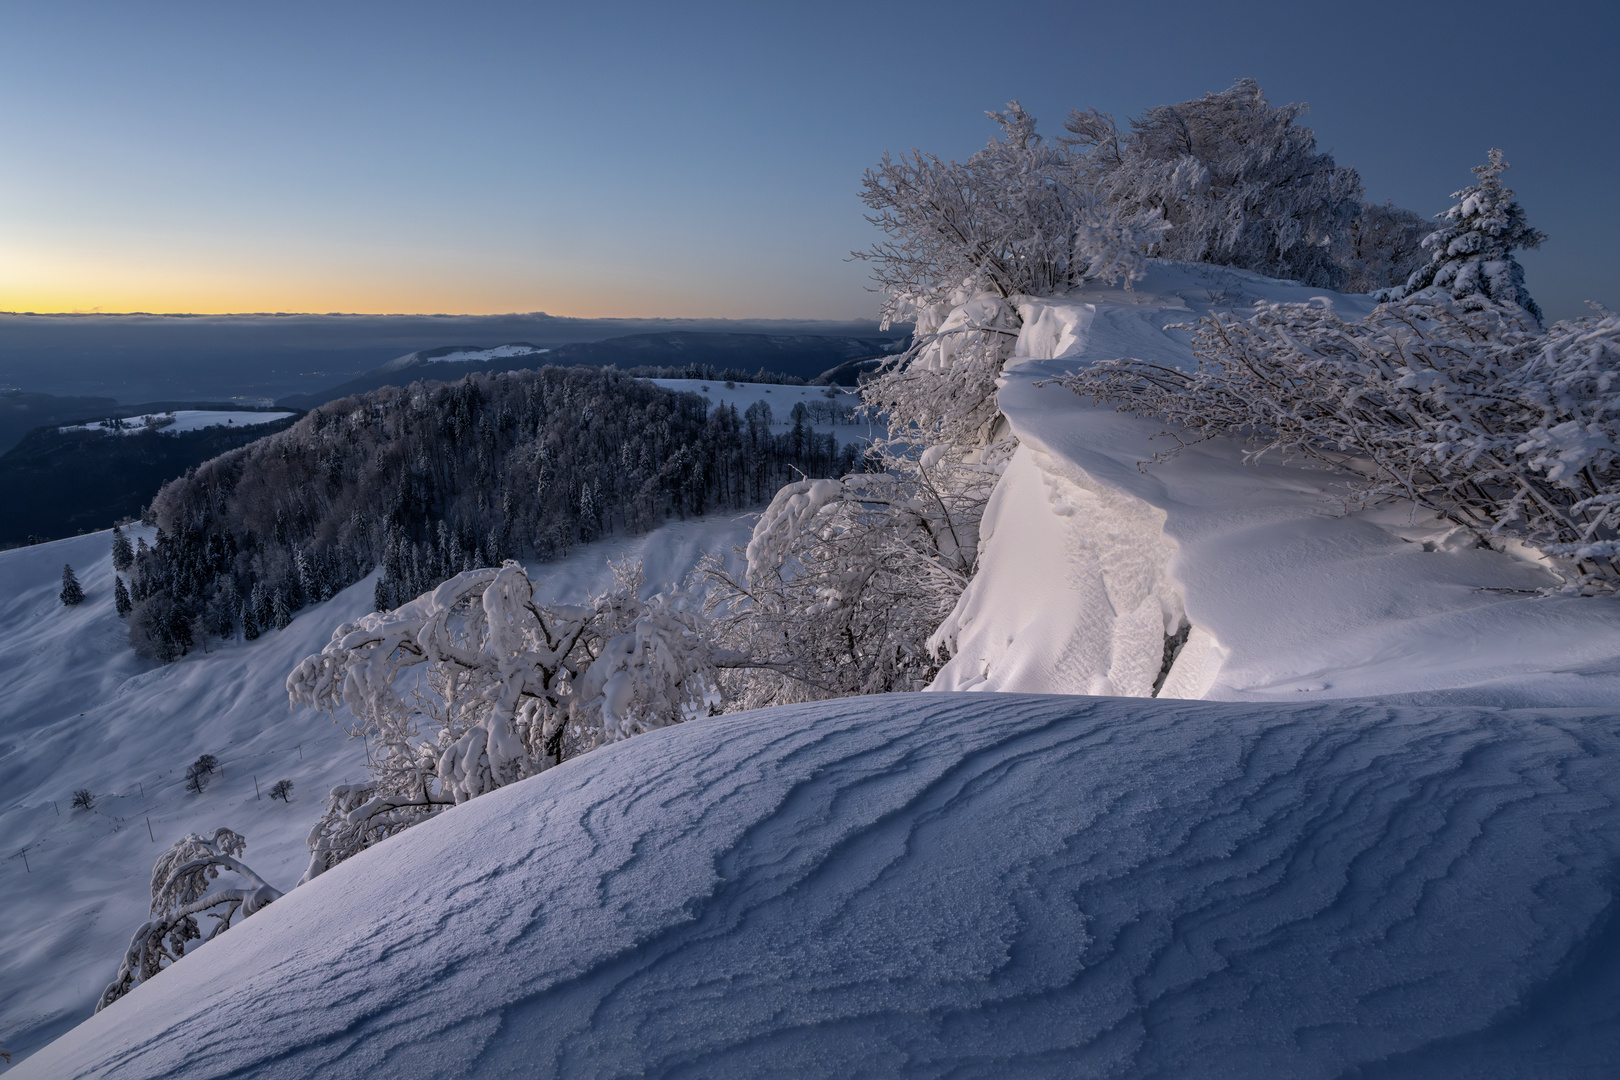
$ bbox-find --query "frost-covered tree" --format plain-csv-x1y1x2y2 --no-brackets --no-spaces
111,525,134,572
1057,295,1620,588
703,442,1007,707
60,563,84,606
858,102,1168,332
97,829,280,1012
1378,149,1546,323
1064,80,1367,289
1342,201,1432,294
287,559,728,880
114,576,132,618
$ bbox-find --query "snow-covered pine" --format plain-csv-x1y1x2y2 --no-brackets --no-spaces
1055,295,1620,588
287,559,727,881
59,564,84,606
110,525,134,572
1063,80,1366,290
114,576,132,618
1377,148,1547,323
97,829,281,1013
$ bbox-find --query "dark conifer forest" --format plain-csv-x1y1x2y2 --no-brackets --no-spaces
125,366,863,660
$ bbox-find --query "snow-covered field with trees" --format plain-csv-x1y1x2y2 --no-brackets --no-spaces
0,515,752,1065
6,78,1620,1076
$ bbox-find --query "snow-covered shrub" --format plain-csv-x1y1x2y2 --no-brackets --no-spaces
1064,79,1367,290
1376,149,1546,324
1341,201,1432,294
71,788,94,811
98,829,280,1012
1055,296,1620,588
287,559,726,881
703,438,1010,708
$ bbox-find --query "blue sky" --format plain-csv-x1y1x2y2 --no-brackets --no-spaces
0,0,1613,320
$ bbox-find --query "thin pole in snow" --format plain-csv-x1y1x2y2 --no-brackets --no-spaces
21,850,29,872
146,817,154,843
139,781,144,797
297,743,302,760
254,775,261,800
52,801,59,816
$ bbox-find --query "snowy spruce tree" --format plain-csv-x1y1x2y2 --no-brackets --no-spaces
60,564,84,606
114,576,132,618
111,525,134,572
1380,149,1546,322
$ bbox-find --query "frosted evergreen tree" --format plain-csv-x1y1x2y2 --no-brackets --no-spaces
114,575,133,618
60,563,85,606
111,525,134,572
1382,149,1546,323
272,587,293,631
241,601,261,641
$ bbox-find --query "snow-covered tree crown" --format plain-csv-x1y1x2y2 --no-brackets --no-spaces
856,103,1167,328
1064,79,1366,289
1383,148,1547,323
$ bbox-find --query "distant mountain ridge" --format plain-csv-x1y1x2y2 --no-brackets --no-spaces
277,331,904,409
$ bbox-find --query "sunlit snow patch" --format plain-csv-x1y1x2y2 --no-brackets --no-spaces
59,410,294,436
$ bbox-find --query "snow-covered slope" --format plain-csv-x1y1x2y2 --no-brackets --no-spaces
58,410,295,436
934,262,1620,706
0,515,753,1065
15,692,1620,1079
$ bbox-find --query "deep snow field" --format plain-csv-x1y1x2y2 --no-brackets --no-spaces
7,263,1620,1076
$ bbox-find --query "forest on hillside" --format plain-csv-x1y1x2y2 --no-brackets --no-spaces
123,366,862,660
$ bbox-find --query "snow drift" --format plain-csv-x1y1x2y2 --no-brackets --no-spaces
933,263,1620,705
16,692,1620,1079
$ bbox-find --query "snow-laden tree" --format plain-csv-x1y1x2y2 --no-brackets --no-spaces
1377,149,1546,324
702,441,1008,708
1056,295,1620,589
287,559,727,881
97,829,280,1012
114,576,132,618
1064,79,1366,289
60,564,84,606
1342,201,1432,294
857,102,1168,332
111,525,134,572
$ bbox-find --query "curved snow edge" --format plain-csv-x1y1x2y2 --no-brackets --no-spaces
930,296,1224,698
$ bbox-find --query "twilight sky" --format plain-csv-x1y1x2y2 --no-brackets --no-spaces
0,0,1614,322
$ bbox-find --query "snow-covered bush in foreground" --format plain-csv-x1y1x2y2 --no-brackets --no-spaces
287,560,726,880
1056,296,1620,588
98,829,280,1012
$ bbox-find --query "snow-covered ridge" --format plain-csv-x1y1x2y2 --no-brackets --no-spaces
378,343,547,372
933,262,1620,706
57,410,294,436
16,692,1620,1077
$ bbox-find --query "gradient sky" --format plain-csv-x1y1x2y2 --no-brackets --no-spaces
1,0,1614,321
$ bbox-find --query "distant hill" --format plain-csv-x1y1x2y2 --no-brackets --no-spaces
0,408,300,548
277,331,904,409
0,390,121,454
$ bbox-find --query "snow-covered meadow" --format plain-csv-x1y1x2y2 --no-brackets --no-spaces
58,410,295,437
650,379,867,438
0,514,753,1064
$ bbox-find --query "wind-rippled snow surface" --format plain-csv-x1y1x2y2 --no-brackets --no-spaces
19,693,1620,1078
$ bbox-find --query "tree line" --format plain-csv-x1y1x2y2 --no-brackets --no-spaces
123,366,864,660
